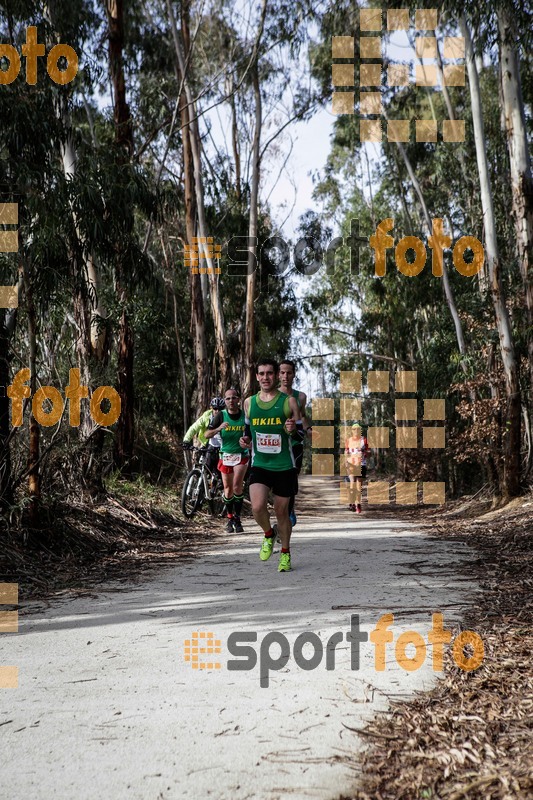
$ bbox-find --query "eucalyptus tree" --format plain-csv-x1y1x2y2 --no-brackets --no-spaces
0,1,82,513
498,2,533,448
460,15,521,499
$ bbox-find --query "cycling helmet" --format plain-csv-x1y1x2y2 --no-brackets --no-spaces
210,396,225,410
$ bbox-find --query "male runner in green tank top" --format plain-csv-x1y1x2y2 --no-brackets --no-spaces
206,388,249,532
279,360,312,527
239,358,302,572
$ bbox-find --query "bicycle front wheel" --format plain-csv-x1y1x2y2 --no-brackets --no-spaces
181,469,205,518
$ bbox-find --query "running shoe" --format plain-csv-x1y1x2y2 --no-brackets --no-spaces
233,516,244,533
226,517,235,532
278,552,291,572
259,534,274,561
356,504,362,514
289,510,297,526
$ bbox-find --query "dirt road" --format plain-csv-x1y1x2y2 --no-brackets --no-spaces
0,477,477,800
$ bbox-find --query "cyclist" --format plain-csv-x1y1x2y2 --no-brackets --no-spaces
279,360,312,526
345,423,369,513
182,398,225,473
205,388,249,533
240,358,303,572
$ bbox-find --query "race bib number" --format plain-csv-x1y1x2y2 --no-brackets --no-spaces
256,433,281,453
222,452,242,466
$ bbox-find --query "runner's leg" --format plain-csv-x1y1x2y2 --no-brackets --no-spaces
222,471,235,530
288,445,302,519
232,462,248,530
273,494,291,549
249,482,271,532
233,463,247,498
356,466,366,512
348,470,356,508
206,444,219,473
251,481,277,561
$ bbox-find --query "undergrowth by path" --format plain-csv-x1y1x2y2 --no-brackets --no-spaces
0,478,219,602
342,497,533,800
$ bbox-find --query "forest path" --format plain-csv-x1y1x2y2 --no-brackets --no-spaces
1,477,478,800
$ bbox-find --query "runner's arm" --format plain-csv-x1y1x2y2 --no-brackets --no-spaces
183,411,209,444
298,391,313,438
285,395,302,437
298,392,310,428
205,411,226,438
240,397,252,448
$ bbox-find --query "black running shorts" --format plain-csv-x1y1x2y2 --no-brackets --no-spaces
248,467,298,498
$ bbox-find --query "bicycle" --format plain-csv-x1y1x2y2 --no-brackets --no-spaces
181,446,225,519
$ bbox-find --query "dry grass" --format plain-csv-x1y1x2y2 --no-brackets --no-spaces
341,497,533,800
0,480,220,601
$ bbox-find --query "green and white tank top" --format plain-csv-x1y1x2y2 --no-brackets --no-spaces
249,391,295,471
220,409,247,454
291,387,304,413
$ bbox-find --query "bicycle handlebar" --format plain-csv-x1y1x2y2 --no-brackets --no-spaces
182,444,219,453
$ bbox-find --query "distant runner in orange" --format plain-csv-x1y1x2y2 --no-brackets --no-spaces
345,423,370,514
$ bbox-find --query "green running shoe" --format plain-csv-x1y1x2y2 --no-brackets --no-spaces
259,534,274,561
278,552,291,572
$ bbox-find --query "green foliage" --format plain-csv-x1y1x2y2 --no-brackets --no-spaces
298,1,532,496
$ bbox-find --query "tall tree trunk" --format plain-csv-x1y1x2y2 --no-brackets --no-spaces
22,258,40,524
106,0,135,473
434,35,486,295
116,305,134,468
160,231,191,429
228,75,242,203
0,310,13,508
47,0,104,489
393,139,467,358
498,6,533,470
167,0,228,392
172,292,189,431
59,98,108,439
244,59,262,397
461,15,521,500
176,49,209,415
241,0,268,397
48,0,108,370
